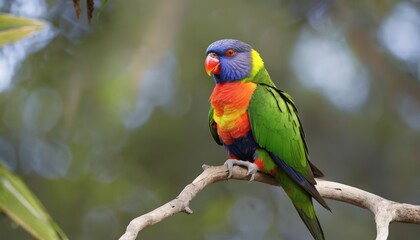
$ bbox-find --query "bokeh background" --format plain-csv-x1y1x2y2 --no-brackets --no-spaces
1,0,420,239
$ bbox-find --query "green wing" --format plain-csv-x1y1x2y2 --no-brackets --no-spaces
248,84,312,179
208,107,222,145
248,84,329,209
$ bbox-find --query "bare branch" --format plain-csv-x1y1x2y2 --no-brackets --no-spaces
316,179,420,240
119,165,420,240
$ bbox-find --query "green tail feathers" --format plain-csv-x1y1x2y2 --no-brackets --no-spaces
277,172,325,240
294,202,325,240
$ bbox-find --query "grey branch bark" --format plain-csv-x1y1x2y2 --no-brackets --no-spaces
119,165,420,240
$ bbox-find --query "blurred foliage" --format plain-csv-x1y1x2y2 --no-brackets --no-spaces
71,0,95,23
0,0,419,239
72,0,109,22
0,165,67,240
0,14,66,240
0,14,44,46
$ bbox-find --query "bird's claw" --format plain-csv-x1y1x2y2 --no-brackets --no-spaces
224,159,259,181
224,159,235,179
246,164,259,182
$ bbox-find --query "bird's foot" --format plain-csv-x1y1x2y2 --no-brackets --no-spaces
224,159,259,181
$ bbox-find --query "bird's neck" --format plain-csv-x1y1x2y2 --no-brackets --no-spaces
244,67,276,87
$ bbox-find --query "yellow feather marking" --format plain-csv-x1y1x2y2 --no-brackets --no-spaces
242,49,264,82
211,82,257,131
213,109,247,130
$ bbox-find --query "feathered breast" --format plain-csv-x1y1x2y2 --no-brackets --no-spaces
210,82,257,143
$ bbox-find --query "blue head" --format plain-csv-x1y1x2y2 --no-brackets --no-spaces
205,39,253,83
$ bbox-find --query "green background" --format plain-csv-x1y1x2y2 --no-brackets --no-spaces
0,0,419,239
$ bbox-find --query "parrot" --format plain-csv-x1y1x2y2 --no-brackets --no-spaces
204,39,331,240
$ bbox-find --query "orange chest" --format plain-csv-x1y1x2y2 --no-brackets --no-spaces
210,82,257,144
210,82,257,118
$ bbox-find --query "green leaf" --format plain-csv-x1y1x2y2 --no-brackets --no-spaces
0,14,45,46
96,0,109,19
0,164,68,240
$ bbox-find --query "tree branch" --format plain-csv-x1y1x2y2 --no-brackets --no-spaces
118,165,420,240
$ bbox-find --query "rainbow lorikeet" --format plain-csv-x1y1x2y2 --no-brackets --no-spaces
205,39,330,240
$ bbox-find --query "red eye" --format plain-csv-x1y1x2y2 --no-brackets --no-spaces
225,49,236,56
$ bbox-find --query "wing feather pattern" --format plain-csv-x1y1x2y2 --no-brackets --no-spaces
208,107,222,145
248,84,330,210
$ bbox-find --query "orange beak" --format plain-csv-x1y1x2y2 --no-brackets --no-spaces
204,53,220,76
